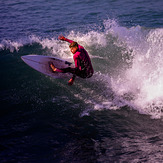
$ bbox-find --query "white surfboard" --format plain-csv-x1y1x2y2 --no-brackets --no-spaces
21,54,74,78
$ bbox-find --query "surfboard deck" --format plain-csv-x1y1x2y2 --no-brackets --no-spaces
21,55,74,78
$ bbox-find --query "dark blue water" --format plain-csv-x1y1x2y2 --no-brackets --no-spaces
0,0,163,162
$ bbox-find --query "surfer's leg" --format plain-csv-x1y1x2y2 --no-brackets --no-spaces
74,69,87,78
49,62,69,73
59,67,76,73
75,68,94,78
49,62,77,74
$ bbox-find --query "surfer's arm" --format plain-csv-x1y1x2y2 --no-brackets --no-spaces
58,35,74,44
64,38,73,44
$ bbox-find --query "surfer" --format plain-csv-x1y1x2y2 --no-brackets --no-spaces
50,35,94,85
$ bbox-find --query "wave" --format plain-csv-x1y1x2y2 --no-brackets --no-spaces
1,19,163,118
104,20,163,118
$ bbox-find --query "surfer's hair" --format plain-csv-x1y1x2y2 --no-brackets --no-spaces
69,42,78,48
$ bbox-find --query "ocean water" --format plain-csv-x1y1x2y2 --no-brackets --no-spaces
0,0,163,162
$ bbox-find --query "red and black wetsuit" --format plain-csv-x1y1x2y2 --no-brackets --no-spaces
56,38,94,79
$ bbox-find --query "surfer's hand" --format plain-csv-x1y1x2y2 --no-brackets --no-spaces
68,78,74,86
58,35,66,41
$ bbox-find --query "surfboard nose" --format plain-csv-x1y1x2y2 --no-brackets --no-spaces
21,55,26,61
21,56,29,62
21,55,31,61
21,55,36,61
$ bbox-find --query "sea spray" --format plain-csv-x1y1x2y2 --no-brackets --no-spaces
107,20,163,118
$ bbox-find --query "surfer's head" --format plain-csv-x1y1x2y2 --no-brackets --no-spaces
69,42,78,54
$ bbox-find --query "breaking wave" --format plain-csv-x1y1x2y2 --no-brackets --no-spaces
1,19,163,118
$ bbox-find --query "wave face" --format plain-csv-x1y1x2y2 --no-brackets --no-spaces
1,19,163,119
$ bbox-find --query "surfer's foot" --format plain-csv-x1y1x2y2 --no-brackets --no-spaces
49,62,57,72
68,77,74,86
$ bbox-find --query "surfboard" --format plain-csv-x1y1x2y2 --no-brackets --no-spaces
21,54,74,78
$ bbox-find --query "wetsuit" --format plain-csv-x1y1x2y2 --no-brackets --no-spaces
56,38,94,79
